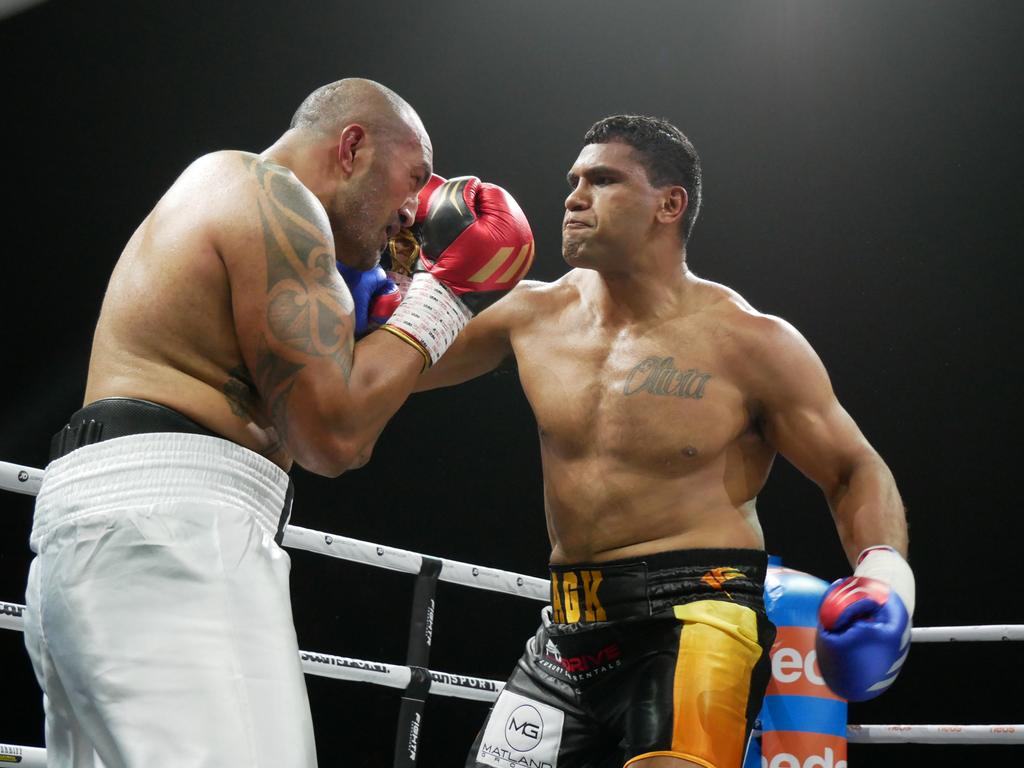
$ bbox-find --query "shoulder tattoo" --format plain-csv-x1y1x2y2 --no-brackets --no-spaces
244,158,355,434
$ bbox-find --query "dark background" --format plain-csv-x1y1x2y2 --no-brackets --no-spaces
1,1,1022,765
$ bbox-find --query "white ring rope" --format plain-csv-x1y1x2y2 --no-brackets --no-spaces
846,724,1024,744
2,599,506,701
910,625,1024,642
0,743,46,768
3,459,1023,750
283,525,548,601
0,460,43,496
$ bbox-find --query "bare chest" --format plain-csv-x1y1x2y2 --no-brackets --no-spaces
514,321,752,466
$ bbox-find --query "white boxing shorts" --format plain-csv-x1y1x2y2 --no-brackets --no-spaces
23,432,317,768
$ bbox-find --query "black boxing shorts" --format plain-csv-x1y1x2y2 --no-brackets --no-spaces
465,549,776,768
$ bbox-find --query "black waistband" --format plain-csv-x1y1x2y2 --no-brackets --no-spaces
50,398,220,461
548,548,768,624
49,397,294,545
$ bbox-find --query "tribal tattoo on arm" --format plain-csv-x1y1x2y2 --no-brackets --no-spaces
223,364,260,420
222,364,285,457
238,157,355,443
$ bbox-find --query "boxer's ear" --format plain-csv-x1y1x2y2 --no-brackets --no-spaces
337,124,367,175
657,186,688,226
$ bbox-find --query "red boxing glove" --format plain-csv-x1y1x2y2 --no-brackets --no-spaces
382,176,533,368
415,173,447,227
417,176,534,314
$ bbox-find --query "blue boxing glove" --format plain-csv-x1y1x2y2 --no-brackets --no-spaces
336,261,401,336
815,546,915,702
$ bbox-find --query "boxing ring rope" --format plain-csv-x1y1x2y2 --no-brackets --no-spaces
2,459,1023,765
0,597,503,700
846,724,1023,744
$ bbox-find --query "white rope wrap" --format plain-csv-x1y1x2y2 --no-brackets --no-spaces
0,460,43,496
283,525,548,601
847,724,1024,744
911,624,1024,642
299,651,504,702
2,601,507,703
385,272,472,365
1,600,25,632
0,743,46,767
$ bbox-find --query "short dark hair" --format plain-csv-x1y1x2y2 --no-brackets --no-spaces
583,115,702,242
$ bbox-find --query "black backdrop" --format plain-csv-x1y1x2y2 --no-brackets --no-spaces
1,1,1022,765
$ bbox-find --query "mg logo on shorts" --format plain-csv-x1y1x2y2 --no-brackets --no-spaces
505,704,543,751
478,690,563,768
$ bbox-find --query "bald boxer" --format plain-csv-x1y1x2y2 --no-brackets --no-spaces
419,115,912,768
23,78,532,768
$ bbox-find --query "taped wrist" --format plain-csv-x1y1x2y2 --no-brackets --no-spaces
384,272,472,366
379,325,431,371
855,546,916,617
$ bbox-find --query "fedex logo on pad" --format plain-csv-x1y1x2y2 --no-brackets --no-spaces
761,731,847,768
767,627,842,701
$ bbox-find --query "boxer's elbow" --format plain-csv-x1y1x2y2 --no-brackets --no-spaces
333,429,378,471
288,434,360,477
278,384,369,476
289,418,380,476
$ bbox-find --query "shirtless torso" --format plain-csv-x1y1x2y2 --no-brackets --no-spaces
85,151,290,465
509,272,773,562
84,105,435,478
421,138,904,567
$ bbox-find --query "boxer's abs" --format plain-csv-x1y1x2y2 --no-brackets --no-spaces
540,444,768,564
517,300,774,564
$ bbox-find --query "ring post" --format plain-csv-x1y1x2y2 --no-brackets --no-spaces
393,555,442,767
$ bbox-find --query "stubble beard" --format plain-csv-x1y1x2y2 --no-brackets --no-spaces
333,179,386,271
562,230,601,269
562,230,584,265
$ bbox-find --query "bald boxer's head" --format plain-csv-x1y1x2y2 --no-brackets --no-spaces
289,78,428,144
284,78,433,269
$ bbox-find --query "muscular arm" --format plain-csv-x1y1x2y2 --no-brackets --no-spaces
222,157,424,476
415,280,538,391
745,315,908,565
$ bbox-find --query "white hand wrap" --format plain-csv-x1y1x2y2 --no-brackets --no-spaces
855,546,916,617
384,272,472,365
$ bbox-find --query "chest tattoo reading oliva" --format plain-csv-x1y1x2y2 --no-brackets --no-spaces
622,356,713,399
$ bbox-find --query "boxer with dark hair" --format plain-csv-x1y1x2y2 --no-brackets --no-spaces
23,78,533,767
420,114,911,768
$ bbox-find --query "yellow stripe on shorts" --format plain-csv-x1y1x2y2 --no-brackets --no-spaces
670,600,764,768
